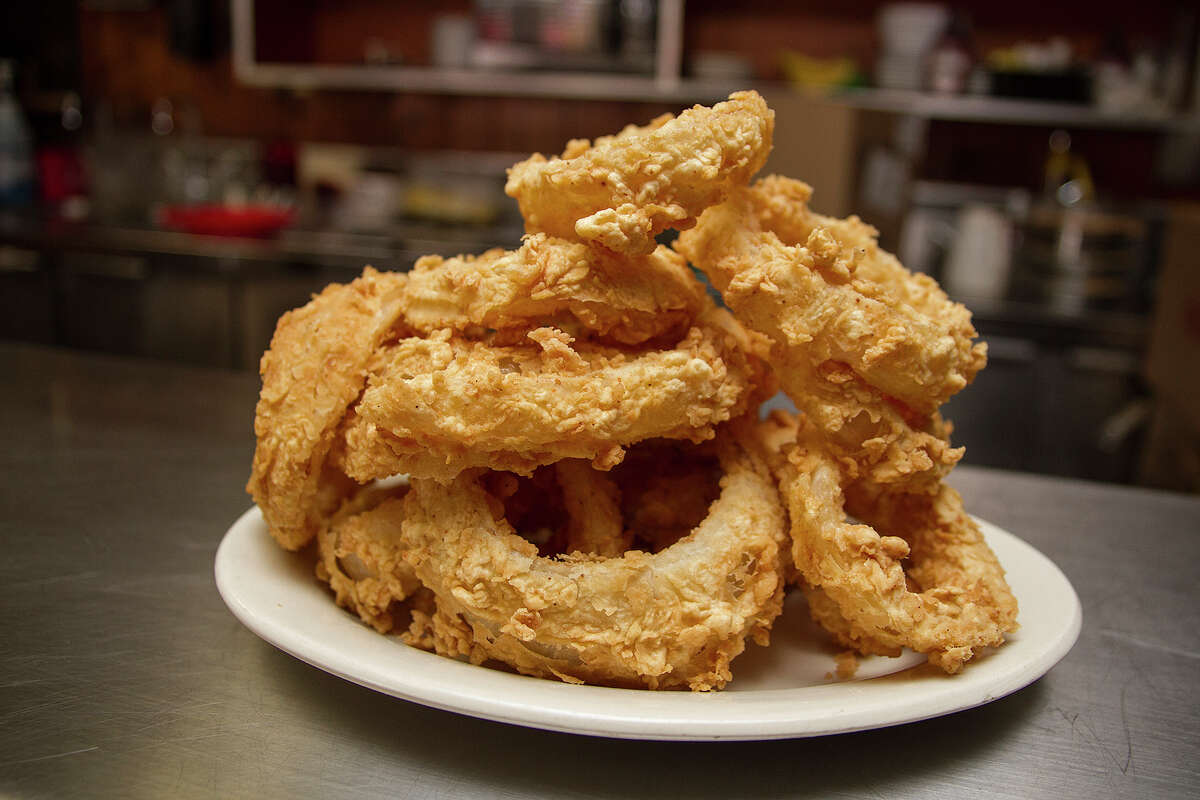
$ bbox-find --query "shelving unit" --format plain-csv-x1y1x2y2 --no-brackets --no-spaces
232,0,1200,133
231,0,736,104
831,88,1200,133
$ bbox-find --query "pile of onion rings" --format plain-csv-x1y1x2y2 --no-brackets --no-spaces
248,90,1017,690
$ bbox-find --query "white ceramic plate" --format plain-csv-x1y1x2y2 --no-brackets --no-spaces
215,508,1081,741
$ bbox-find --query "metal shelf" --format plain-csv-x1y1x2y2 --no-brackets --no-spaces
230,0,741,104
233,62,743,104
832,88,1200,132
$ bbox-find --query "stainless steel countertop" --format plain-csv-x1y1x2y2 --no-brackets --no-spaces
2,343,1198,799
0,211,522,272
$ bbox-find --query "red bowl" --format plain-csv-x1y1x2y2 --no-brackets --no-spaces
161,205,296,238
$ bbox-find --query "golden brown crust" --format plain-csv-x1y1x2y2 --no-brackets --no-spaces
315,482,420,633
399,421,788,690
771,415,1018,673
250,90,1017,687
506,91,774,255
246,268,407,550
554,459,631,557
335,308,767,483
400,233,706,345
675,175,986,491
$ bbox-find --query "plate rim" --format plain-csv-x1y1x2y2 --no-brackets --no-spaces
215,506,1082,741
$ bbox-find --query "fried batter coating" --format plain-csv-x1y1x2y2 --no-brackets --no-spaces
553,459,631,557
246,268,407,550
316,461,628,634
401,233,706,345
315,482,421,633
801,584,902,658
689,176,986,411
336,308,767,483
399,421,788,690
676,175,985,489
612,440,723,553
506,91,774,255
249,89,1022,687
788,358,964,490
772,415,1018,673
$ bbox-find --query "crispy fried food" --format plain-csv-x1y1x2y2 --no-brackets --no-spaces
249,90,1017,688
477,462,631,558
612,440,723,553
676,175,986,490
315,481,420,633
553,459,631,557
400,233,706,345
786,358,963,490
316,460,628,634
770,413,1018,673
801,584,901,658
247,268,407,550
399,422,788,690
335,307,767,483
506,91,774,255
833,650,860,680
677,176,985,410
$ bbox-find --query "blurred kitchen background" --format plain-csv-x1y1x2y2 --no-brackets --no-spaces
2,0,1199,491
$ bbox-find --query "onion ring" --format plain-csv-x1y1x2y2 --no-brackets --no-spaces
248,234,721,545
506,91,774,255
399,421,788,690
335,307,768,483
553,459,631,557
801,584,903,658
677,175,986,411
790,357,964,489
246,268,407,550
400,233,706,345
675,175,985,489
771,414,1019,673
315,460,627,634
315,482,420,633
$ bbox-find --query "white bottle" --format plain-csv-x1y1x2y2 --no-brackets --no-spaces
0,60,35,207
